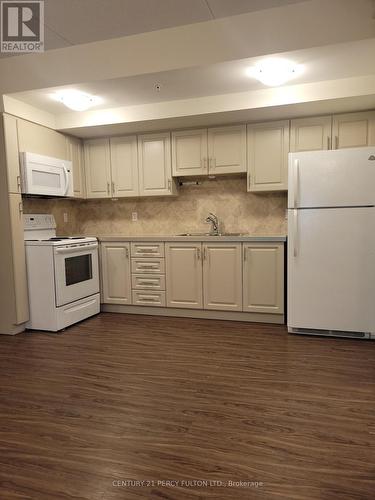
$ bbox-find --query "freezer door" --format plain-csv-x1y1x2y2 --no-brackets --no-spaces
288,147,375,208
288,207,375,333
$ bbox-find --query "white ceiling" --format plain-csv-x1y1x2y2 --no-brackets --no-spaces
0,0,308,58
9,39,375,114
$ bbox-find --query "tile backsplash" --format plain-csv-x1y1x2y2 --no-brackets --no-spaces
23,177,287,237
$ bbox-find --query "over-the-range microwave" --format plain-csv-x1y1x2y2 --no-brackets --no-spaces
20,152,73,197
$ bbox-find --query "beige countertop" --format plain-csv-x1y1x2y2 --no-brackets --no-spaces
97,234,287,242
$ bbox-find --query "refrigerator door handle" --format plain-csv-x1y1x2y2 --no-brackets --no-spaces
293,209,298,257
293,159,299,208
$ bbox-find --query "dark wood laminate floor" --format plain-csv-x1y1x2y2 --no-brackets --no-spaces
0,313,374,500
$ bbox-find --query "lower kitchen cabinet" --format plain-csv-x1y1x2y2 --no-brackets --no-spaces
9,194,29,325
203,243,242,311
101,242,131,304
165,242,203,309
243,243,284,314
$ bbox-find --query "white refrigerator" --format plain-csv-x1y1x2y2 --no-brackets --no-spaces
287,147,375,339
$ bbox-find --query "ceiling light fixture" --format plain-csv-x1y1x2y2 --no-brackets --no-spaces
246,58,302,87
51,90,101,111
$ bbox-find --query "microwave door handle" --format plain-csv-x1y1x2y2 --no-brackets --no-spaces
62,165,69,195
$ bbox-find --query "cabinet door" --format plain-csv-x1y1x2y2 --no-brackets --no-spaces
9,194,29,324
84,138,111,199
165,243,203,309
110,136,139,197
17,119,68,159
332,111,375,149
247,120,289,192
171,129,208,177
243,243,284,314
67,136,85,198
203,243,242,311
207,125,246,174
2,115,21,194
290,116,332,152
101,242,131,304
138,132,176,196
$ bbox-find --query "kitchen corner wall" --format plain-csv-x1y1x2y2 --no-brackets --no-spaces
23,177,287,237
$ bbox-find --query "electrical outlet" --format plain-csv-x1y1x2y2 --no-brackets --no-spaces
132,212,138,222
63,212,68,223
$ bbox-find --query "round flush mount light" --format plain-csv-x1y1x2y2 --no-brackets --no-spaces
51,90,101,111
246,58,303,87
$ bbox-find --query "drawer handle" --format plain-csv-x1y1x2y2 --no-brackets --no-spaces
139,249,155,253
139,296,158,302
139,281,157,285
138,264,158,268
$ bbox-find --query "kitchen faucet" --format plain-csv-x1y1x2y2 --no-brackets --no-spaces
205,212,219,236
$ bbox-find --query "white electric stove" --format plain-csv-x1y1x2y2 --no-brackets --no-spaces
24,214,100,331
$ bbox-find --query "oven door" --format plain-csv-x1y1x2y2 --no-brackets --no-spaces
53,242,99,307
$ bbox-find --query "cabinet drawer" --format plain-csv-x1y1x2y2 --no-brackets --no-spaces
131,258,165,274
132,274,166,291
131,242,165,258
132,290,166,307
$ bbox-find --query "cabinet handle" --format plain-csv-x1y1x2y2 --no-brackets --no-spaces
112,181,115,195
125,247,129,258
335,135,339,149
243,246,247,261
17,175,21,192
203,247,207,260
196,247,201,260
18,202,23,214
203,158,208,171
168,179,171,192
107,182,110,195
327,136,331,150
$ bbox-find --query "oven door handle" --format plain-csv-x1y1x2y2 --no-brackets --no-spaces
55,243,98,254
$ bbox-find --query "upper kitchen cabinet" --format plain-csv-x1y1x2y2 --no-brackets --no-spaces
2,114,21,194
17,119,68,160
207,125,246,175
332,111,375,149
138,132,177,196
84,138,112,198
290,116,332,152
247,120,289,192
66,136,85,198
110,136,139,197
172,129,208,177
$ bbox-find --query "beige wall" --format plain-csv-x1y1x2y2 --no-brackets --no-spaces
23,177,287,237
